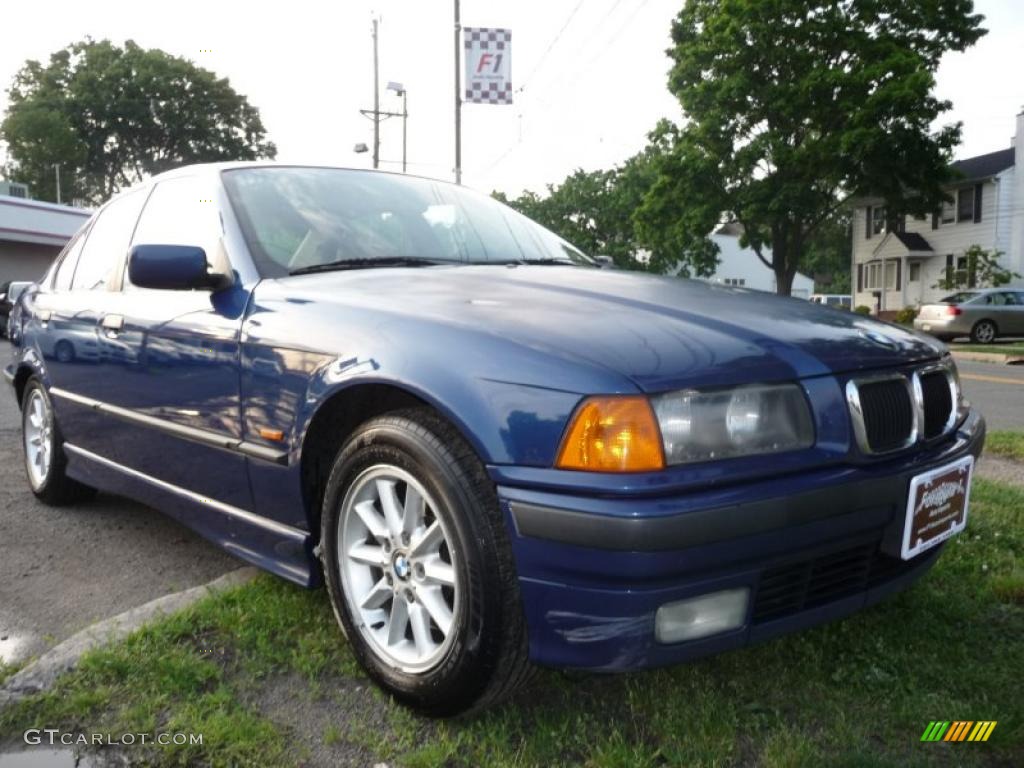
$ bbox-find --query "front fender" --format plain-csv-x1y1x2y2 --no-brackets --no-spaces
296,362,587,467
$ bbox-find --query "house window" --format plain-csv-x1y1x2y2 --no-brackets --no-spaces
723,278,746,286
955,255,976,288
909,262,921,282
957,187,974,222
863,261,900,291
872,206,886,236
941,198,956,224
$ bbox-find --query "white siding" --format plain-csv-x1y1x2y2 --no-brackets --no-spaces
852,179,1004,309
686,233,814,296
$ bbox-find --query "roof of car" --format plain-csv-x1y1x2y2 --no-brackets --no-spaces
148,161,441,185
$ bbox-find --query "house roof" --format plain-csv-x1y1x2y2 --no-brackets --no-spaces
950,147,1015,181
892,231,933,252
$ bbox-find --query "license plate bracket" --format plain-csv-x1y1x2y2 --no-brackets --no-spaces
900,456,973,560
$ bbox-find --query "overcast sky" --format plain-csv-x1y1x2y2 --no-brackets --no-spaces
2,0,1022,198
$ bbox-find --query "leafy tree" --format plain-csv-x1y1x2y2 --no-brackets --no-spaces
2,39,276,204
801,211,853,293
932,245,1021,291
635,0,986,295
495,149,661,270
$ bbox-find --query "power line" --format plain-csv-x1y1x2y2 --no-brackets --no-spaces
517,0,586,93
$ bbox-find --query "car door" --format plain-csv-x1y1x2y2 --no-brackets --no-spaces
94,174,254,510
31,191,147,460
1006,292,1024,334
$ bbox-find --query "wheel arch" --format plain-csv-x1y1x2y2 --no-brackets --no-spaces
297,380,488,539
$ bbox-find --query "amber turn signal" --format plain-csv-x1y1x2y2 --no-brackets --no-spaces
555,396,665,472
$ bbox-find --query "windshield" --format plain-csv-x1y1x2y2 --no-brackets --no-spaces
221,167,592,277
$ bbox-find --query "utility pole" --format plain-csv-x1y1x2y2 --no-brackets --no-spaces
372,17,380,170
400,88,408,174
54,164,61,205
454,0,462,184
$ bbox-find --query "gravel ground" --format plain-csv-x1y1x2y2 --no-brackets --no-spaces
0,342,238,667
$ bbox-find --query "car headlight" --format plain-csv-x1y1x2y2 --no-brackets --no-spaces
651,383,814,464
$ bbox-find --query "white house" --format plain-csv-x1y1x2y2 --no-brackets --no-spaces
851,111,1024,313
689,222,815,297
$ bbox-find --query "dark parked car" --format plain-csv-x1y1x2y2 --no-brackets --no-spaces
5,164,984,715
1,281,31,338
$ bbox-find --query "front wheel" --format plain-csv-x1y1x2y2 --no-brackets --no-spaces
320,409,532,716
21,378,95,505
970,319,997,344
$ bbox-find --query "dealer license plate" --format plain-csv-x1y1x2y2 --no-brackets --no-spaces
901,456,973,560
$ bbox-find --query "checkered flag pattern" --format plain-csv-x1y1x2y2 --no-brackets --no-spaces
464,27,513,104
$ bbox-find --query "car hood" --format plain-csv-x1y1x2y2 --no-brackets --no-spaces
275,265,944,392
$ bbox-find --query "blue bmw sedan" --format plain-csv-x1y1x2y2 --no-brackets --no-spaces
5,164,984,715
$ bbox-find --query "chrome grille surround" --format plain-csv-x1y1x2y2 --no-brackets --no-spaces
846,361,960,456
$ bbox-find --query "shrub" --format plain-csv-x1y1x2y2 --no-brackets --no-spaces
854,305,872,315
894,306,919,325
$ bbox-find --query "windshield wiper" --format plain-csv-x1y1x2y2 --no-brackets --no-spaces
515,258,578,266
289,257,450,276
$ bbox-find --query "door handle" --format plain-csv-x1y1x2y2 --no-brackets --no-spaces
100,314,124,335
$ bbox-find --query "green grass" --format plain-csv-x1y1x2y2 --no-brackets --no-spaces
2,480,1023,766
986,431,1024,462
950,341,1024,356
0,660,19,687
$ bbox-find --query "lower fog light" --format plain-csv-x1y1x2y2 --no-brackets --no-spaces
655,587,750,644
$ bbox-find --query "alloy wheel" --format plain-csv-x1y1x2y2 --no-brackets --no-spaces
338,465,461,673
973,321,996,344
23,389,53,488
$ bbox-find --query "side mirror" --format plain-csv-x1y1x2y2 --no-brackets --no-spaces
593,254,615,269
128,245,232,291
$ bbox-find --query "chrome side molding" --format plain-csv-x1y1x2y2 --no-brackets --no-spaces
63,443,305,542
50,387,288,465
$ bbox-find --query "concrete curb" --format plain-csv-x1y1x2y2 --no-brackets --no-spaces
952,350,1024,365
0,567,260,711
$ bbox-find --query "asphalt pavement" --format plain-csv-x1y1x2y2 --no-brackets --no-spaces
0,341,238,667
956,358,1024,431
0,340,1021,670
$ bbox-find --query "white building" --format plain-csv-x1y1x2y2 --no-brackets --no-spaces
688,223,815,298
851,111,1024,313
0,193,91,284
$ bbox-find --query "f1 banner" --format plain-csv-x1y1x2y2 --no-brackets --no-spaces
463,27,512,104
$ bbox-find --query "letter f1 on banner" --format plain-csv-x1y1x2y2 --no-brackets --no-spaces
464,28,512,104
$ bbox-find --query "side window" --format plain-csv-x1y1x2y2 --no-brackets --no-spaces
72,191,146,291
127,176,223,290
52,231,87,291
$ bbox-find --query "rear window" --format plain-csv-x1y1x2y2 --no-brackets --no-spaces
939,292,977,304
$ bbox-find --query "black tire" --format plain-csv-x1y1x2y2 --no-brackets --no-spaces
970,319,998,344
21,378,96,506
320,408,532,716
54,340,75,363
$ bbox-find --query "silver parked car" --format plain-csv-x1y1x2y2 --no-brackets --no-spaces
914,288,1024,343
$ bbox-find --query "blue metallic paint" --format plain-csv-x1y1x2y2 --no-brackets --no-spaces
4,164,979,672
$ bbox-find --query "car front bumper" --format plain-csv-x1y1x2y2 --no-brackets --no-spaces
493,409,985,671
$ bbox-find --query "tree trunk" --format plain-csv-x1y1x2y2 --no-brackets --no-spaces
771,225,803,296
774,264,795,296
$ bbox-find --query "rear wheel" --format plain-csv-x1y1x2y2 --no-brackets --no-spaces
54,340,75,363
21,379,95,505
970,319,997,344
320,408,532,716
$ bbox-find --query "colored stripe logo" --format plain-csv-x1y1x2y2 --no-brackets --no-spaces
921,721,997,742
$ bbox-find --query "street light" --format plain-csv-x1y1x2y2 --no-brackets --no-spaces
386,81,408,174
